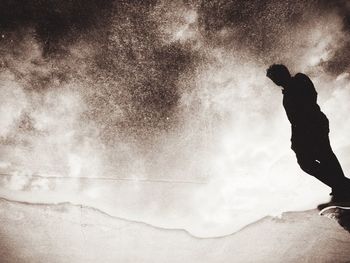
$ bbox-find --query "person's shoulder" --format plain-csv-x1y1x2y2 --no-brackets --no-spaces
294,73,311,81
293,72,314,86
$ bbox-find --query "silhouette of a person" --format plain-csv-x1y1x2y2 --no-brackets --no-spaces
266,64,350,208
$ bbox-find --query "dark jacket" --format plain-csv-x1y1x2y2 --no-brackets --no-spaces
282,73,329,147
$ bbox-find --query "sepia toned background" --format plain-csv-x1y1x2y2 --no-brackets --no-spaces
0,0,350,261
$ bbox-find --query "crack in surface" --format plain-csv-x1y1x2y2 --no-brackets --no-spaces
0,173,207,184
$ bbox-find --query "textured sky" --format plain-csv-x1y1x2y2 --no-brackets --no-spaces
0,0,350,237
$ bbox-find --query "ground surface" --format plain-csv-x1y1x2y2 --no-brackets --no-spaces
0,198,349,263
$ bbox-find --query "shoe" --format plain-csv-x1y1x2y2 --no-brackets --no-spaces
317,192,350,211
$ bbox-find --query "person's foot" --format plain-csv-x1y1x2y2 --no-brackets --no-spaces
317,192,350,211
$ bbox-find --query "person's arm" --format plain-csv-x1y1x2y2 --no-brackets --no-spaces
294,73,317,104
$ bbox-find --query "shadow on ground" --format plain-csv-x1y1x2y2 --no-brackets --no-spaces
338,211,350,233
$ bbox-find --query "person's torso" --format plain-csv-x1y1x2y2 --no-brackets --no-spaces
282,74,329,134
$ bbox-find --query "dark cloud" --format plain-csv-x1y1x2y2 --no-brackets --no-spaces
0,0,349,145
198,1,313,54
318,0,350,74
0,0,112,55
322,42,350,75
197,0,350,73
0,0,200,145
83,1,200,143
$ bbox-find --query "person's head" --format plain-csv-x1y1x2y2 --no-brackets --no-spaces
266,64,291,87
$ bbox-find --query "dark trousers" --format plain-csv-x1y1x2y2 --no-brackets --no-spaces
292,133,350,195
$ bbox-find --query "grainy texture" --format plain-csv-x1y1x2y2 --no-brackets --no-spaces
0,198,350,263
0,1,350,261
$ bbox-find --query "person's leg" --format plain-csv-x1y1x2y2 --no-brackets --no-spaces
292,132,350,192
293,132,350,209
316,136,350,196
294,150,333,187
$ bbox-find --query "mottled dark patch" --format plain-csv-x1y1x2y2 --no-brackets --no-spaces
197,0,350,74
317,0,350,74
321,43,350,75
197,0,310,54
75,1,200,144
0,0,113,56
1,0,349,145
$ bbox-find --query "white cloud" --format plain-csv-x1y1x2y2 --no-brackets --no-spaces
0,72,27,137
